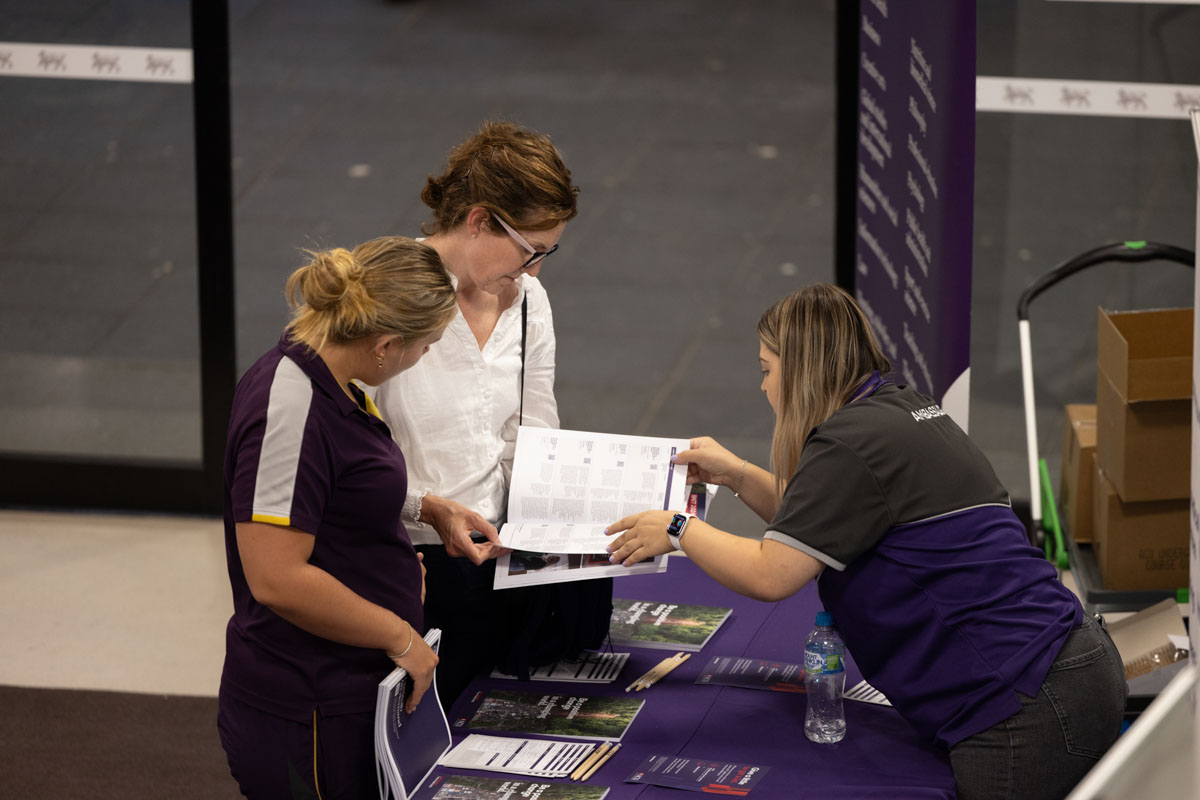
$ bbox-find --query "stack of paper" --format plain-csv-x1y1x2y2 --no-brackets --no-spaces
490,651,630,683
439,734,599,778
373,629,452,800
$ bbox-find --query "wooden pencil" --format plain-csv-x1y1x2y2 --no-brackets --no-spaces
569,741,610,781
632,653,677,691
636,652,690,691
625,652,682,692
580,742,621,781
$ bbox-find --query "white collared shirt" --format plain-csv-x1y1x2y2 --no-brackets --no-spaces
372,273,559,546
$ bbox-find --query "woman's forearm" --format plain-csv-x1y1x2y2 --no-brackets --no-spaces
254,561,414,654
677,520,822,602
730,461,782,523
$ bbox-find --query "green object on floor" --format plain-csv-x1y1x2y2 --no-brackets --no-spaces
1039,458,1069,570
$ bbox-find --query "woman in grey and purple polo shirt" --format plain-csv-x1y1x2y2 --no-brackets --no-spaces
218,236,457,799
606,284,1126,800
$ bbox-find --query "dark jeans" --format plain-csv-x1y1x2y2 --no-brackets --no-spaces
950,615,1127,800
418,544,508,714
217,692,375,800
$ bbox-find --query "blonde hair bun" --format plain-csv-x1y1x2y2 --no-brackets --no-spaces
292,248,367,314
284,236,456,352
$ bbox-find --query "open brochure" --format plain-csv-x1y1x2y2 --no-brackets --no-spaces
493,549,668,589
497,426,690,554
374,629,451,800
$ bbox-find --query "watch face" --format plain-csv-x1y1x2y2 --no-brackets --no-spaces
667,513,687,534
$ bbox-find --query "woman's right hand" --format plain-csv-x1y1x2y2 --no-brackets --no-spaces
674,436,743,489
388,624,439,714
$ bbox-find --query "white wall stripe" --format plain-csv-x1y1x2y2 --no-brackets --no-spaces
0,42,192,84
977,76,1200,120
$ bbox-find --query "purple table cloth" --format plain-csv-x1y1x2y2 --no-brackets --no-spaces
422,556,956,799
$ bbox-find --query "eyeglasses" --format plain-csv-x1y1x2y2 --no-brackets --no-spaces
492,213,558,271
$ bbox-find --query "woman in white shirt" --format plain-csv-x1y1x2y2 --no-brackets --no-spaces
373,121,579,707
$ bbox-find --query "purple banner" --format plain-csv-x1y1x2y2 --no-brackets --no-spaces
855,0,976,420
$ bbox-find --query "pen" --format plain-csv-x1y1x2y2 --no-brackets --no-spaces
569,741,609,781
639,652,691,690
636,652,690,691
580,742,620,781
626,652,686,692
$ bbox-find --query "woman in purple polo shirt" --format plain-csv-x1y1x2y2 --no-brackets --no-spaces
606,284,1126,800
218,236,457,799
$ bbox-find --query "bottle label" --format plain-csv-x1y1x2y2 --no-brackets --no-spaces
804,649,844,675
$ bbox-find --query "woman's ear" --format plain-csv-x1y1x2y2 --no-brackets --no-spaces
373,333,401,356
466,206,492,236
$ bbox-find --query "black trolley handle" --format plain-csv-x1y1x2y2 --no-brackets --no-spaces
1016,241,1194,538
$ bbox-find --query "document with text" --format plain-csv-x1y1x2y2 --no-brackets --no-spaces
497,426,691,554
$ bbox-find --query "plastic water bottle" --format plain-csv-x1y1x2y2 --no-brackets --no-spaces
804,610,846,743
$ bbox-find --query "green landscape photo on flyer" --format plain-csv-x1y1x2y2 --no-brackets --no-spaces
465,690,644,740
609,598,732,649
431,775,611,800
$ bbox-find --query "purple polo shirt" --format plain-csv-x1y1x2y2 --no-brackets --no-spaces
765,383,1082,748
220,335,423,721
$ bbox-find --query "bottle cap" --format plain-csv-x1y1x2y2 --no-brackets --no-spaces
815,610,834,627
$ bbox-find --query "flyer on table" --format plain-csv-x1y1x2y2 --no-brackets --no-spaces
625,754,770,796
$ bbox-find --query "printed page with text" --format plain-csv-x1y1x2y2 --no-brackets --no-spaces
498,426,690,554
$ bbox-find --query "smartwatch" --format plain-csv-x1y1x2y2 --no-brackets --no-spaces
666,512,692,552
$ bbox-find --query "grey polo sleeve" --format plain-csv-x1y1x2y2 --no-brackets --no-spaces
764,434,893,571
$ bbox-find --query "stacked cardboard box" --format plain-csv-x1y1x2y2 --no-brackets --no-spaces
1060,404,1097,543
1091,307,1191,592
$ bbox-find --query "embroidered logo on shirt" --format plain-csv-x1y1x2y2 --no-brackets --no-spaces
911,404,947,421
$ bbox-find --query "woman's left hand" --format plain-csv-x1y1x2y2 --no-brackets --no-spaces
605,510,678,566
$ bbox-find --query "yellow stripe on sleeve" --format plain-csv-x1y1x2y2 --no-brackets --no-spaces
251,513,291,526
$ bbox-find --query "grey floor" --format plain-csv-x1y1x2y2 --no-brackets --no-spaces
2,2,1199,531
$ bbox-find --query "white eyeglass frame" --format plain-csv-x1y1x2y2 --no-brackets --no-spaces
492,213,558,270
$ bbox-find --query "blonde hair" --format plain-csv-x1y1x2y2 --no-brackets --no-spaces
757,284,892,493
421,120,579,233
284,236,456,352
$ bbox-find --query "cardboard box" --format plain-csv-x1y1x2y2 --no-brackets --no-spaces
1095,307,1193,502
1092,464,1189,592
1060,404,1097,542
1095,374,1190,501
1097,307,1192,402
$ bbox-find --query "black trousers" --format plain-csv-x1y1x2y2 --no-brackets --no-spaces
417,544,508,714
949,615,1127,800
